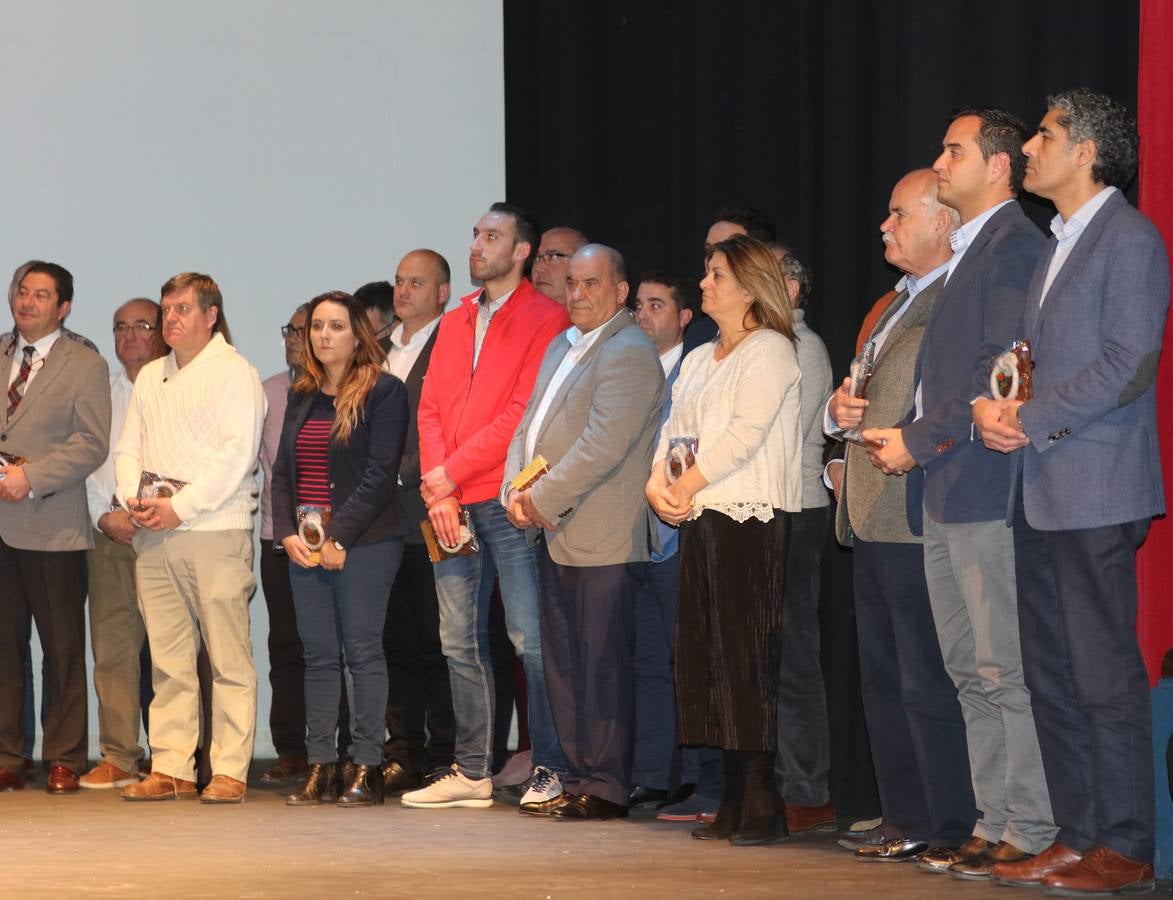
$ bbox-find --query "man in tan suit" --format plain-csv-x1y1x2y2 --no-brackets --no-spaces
825,171,977,862
0,261,111,793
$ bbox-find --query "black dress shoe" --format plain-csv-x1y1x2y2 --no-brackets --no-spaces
286,763,341,806
855,838,930,862
627,785,669,808
550,793,629,820
520,792,571,817
337,764,385,807
381,760,422,796
492,777,529,804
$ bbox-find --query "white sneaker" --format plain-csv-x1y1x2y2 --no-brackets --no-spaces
400,765,493,809
518,766,563,814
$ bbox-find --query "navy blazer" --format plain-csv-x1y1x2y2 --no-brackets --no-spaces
1015,190,1169,530
271,372,410,548
903,201,1045,524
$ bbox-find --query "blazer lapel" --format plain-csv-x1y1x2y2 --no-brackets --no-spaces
6,336,71,429
1023,241,1055,340
0,333,15,429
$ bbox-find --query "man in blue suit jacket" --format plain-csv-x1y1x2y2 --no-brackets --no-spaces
974,89,1167,896
865,108,1056,875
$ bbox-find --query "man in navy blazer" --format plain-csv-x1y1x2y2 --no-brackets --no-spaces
974,89,1167,895
865,108,1056,875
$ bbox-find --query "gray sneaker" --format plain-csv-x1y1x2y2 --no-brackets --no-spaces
518,767,563,815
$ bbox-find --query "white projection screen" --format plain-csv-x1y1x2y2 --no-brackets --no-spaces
0,0,505,757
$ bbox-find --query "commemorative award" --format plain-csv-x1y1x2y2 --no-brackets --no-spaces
511,454,550,493
990,339,1033,401
666,437,698,483
0,451,29,480
420,508,480,564
137,470,188,502
296,505,332,565
842,341,879,446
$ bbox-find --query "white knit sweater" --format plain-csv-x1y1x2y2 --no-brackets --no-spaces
656,329,802,523
115,334,266,532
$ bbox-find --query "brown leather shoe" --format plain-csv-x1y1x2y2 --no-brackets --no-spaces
261,755,309,783
948,840,1031,879
0,766,25,792
990,841,1083,886
785,800,836,834
122,771,198,801
1041,845,1154,894
201,774,247,804
46,765,80,795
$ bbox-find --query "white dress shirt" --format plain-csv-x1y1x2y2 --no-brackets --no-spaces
1039,186,1117,306
7,328,62,391
473,286,517,368
945,199,1015,283
658,342,684,376
86,368,136,528
383,315,441,382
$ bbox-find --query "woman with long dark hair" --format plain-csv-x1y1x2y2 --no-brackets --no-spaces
271,290,409,806
646,234,802,845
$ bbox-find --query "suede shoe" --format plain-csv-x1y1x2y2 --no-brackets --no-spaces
201,774,247,804
785,800,836,834
1041,845,1154,895
838,822,886,850
990,841,1084,887
122,771,198,801
80,761,140,790
657,793,719,823
261,755,308,784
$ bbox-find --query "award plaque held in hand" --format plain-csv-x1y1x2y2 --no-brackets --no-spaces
511,454,550,493
296,505,332,565
990,339,1033,401
136,470,188,503
842,341,878,445
0,450,29,481
421,508,480,564
666,437,698,483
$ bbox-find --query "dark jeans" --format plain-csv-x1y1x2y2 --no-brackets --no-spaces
632,555,678,789
291,539,403,766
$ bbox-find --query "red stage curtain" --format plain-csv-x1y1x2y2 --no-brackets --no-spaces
1136,0,1173,686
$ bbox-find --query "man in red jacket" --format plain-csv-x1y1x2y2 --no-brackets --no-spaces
402,202,571,809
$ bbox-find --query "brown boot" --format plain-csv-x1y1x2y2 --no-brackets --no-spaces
201,774,247,804
121,771,197,801
989,841,1083,886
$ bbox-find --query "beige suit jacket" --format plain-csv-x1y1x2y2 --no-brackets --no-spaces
0,331,111,551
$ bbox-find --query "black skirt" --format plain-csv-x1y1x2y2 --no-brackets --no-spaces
675,508,791,751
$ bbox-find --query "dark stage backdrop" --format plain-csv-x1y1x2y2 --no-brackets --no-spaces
503,0,1139,375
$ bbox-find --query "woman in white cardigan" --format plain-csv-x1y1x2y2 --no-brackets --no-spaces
646,233,802,846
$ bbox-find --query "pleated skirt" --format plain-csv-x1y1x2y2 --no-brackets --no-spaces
675,507,791,751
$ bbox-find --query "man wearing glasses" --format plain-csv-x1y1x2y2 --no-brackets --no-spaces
530,227,588,306
79,299,167,789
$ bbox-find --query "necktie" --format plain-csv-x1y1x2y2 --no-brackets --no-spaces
7,346,36,418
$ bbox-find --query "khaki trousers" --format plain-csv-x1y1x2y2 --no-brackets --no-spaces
87,529,147,772
134,529,256,783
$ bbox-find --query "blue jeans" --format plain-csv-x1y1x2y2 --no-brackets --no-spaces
434,499,564,779
291,539,403,767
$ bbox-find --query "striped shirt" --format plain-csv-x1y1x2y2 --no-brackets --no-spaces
295,392,335,506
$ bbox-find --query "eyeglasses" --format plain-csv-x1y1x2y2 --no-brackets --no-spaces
281,325,306,338
534,251,572,264
112,321,156,335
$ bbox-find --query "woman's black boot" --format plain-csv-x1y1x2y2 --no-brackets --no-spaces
285,762,340,806
691,750,743,840
729,750,788,845
337,764,385,807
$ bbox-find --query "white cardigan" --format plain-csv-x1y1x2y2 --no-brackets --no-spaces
656,329,802,523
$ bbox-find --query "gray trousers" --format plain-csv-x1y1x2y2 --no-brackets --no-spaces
922,510,1056,854
87,529,147,773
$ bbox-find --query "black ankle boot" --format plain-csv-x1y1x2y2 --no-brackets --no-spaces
729,751,787,846
337,764,385,807
692,750,743,840
286,762,340,806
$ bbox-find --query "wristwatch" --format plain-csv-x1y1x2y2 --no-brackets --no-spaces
332,540,345,552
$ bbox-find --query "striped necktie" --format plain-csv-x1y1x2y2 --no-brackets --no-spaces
7,346,36,417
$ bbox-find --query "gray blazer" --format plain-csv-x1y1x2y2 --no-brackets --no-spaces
0,332,111,551
1016,190,1169,530
502,311,664,567
836,277,942,545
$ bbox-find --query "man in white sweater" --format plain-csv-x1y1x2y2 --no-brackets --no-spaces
114,272,265,804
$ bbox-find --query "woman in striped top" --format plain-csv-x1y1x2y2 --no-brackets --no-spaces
271,291,410,807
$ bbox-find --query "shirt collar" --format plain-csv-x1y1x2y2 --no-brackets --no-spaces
896,259,950,299
390,314,441,351
659,342,684,375
15,327,62,358
566,309,624,346
949,198,1015,256
1049,185,1117,242
478,285,517,316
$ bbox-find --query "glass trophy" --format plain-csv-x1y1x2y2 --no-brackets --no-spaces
666,437,698,483
842,341,880,446
296,505,333,565
136,470,188,502
421,508,480,563
990,339,1033,401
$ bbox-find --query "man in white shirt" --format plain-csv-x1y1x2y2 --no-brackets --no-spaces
380,249,456,794
78,298,166,790
116,272,265,804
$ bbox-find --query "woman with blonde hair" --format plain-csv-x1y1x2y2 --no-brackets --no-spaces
646,233,802,845
271,291,409,806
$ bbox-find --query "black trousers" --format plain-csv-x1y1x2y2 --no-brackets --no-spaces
536,540,640,806
1013,487,1154,861
383,542,455,773
853,538,976,845
0,539,88,772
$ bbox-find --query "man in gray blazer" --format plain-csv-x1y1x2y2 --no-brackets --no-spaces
503,244,664,820
0,261,111,793
828,170,976,862
975,89,1167,896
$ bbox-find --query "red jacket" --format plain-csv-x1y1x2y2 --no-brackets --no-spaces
418,278,569,505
